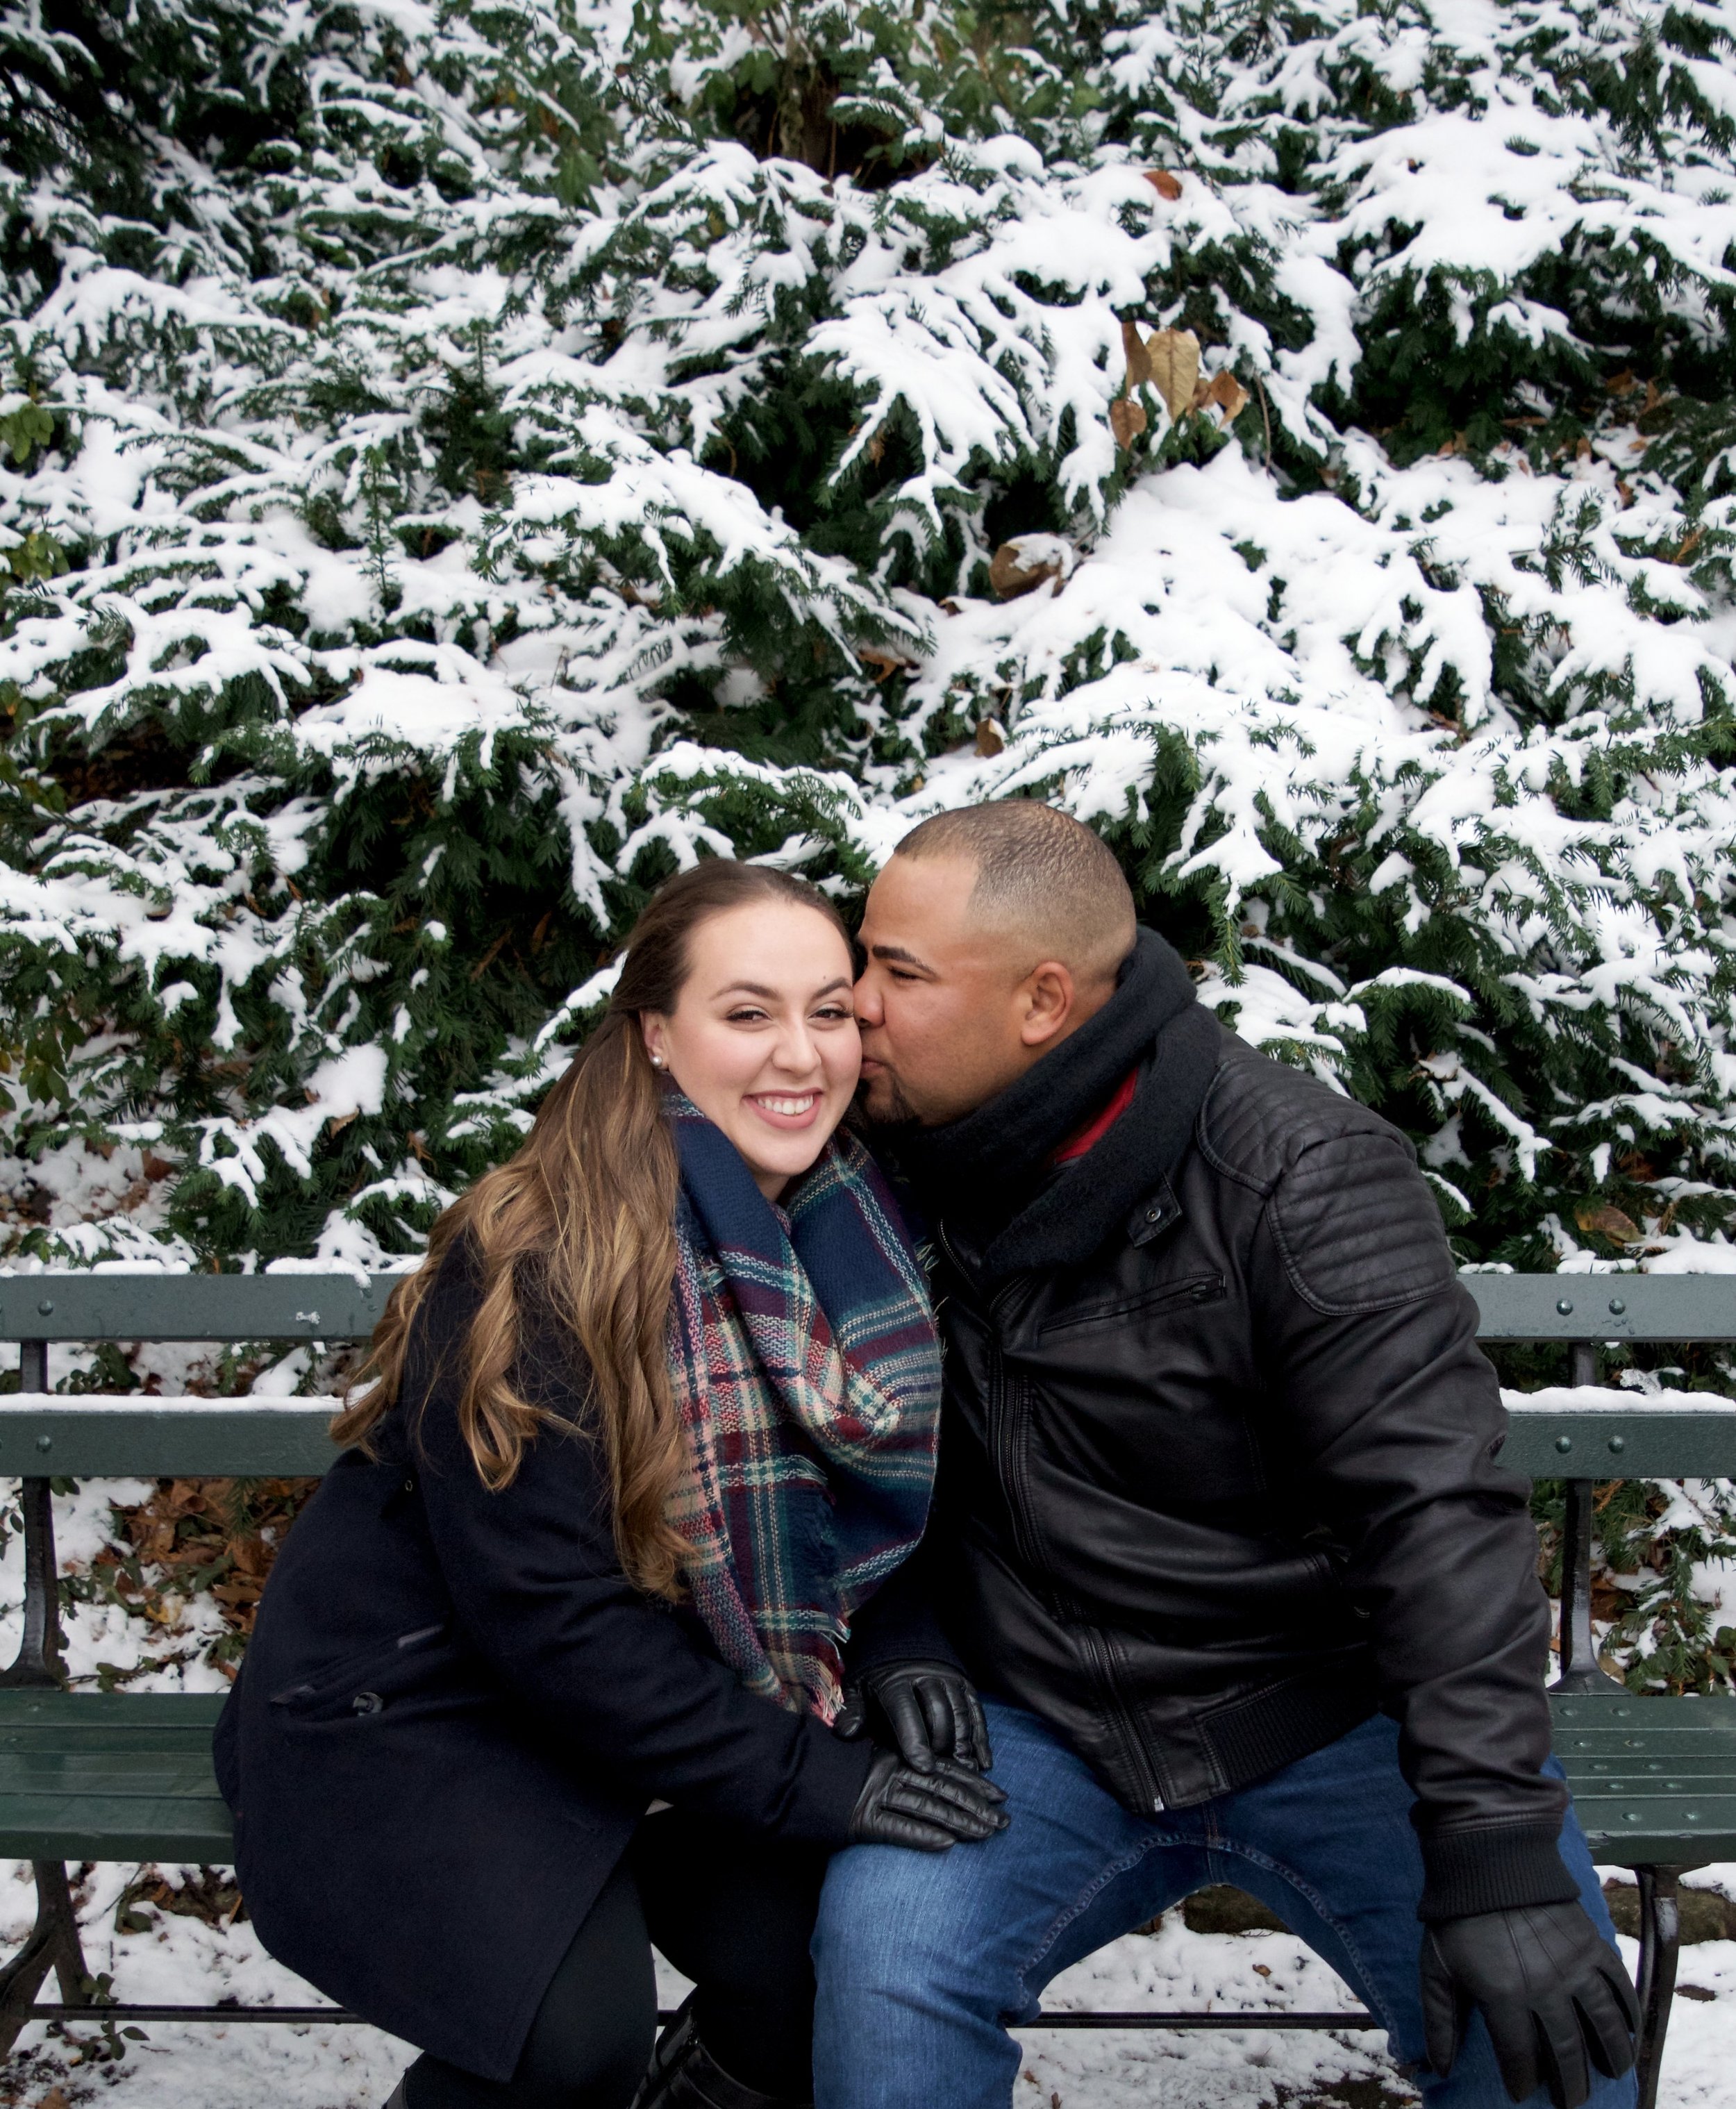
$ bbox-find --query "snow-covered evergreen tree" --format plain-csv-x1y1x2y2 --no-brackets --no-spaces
3,0,1735,1684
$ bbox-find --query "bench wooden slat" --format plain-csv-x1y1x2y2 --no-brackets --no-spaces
3,1399,1730,1485
1501,1404,1736,1478
0,1269,1728,1346
1467,1275,1736,1342
0,1274,402,1343
0,1797,234,1862
0,1399,342,1478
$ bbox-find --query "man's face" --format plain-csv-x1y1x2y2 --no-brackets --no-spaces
854,853,1044,1127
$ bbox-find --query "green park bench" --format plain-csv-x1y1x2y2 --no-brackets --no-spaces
0,1269,1730,2106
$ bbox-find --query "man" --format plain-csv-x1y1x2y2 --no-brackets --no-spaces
819,801,1637,2109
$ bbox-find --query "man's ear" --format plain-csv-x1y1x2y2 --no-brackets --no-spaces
1018,962,1076,1047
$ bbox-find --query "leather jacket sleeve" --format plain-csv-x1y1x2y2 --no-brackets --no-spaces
1253,1126,1578,1920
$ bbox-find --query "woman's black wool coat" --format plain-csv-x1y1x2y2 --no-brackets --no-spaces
213,1246,875,2082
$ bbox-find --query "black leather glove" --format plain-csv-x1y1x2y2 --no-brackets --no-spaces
840,1659,993,1772
849,1749,1008,1852
1421,1901,1639,2109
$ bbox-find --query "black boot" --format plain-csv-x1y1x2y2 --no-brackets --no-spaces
631,1994,812,2109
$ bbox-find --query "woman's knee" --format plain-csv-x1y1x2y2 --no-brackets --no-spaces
510,1857,658,2106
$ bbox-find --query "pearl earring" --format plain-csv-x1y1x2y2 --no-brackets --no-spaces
649,1053,665,1069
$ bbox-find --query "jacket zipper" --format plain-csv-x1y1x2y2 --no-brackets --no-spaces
988,1321,1046,1585
947,1232,1167,1815
1076,1622,1165,1812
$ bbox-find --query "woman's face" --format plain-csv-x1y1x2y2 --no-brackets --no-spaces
642,901,861,1201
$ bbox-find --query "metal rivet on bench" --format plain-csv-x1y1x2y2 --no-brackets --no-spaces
35,1299,52,1316
1608,1298,1626,1315
1608,1436,1626,1454
1625,1812,1640,1821
1555,1436,1573,1453
34,1437,49,1453
1556,1298,1574,1315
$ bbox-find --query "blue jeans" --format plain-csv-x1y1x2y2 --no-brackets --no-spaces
812,1701,1635,2109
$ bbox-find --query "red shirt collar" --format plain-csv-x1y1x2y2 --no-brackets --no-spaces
1051,1067,1140,1165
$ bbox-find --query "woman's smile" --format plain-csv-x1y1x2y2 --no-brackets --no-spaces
746,1090,822,1128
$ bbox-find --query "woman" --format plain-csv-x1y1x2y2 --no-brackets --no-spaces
215,862,1005,2109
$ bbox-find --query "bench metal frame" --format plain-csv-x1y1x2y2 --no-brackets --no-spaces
0,1269,1730,2102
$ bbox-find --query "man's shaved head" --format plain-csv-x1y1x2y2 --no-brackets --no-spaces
892,801,1136,984
853,803,1140,1124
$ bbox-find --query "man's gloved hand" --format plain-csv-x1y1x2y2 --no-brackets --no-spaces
836,1660,993,1772
849,1749,1008,1852
1421,1901,1639,2109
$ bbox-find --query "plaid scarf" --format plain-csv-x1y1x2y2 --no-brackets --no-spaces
662,1091,942,1722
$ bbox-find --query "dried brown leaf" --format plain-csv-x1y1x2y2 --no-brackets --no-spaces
1574,1201,1643,1244
1119,318,1152,393
1146,327,1201,422
974,719,1005,757
1143,169,1183,201
1196,369,1250,426
989,542,1064,599
857,644,911,683
1108,395,1148,451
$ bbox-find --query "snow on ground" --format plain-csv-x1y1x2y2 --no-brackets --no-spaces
0,1885,1731,2108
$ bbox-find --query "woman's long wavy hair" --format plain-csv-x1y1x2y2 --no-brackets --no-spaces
333,860,853,1599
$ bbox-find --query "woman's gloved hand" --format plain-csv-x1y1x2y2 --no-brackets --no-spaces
1421,1900,1638,2109
849,1749,1008,1852
836,1660,993,1772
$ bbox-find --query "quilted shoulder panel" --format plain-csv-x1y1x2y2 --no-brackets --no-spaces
1197,1041,1394,1197
1267,1129,1457,1316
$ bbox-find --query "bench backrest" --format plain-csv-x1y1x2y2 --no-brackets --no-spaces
0,1269,1730,1694
3,1270,1731,1475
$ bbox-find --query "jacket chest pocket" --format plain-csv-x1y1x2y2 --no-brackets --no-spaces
1035,1272,1227,1338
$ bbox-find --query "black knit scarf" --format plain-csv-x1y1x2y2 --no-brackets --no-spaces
887,928,1225,1282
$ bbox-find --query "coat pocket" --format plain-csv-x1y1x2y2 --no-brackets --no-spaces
1037,1272,1226,1337
269,1621,455,1724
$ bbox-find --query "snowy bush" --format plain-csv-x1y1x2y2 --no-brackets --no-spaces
2,0,1735,1683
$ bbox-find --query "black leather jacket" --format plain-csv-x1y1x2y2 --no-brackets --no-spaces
858,935,1575,1923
